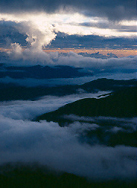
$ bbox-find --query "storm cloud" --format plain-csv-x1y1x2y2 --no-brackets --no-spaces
0,21,28,48
0,0,136,21
49,32,137,50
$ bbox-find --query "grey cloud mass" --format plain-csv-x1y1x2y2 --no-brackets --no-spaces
0,0,136,20
0,96,136,179
0,49,136,82
49,32,137,50
7,48,137,71
0,21,28,48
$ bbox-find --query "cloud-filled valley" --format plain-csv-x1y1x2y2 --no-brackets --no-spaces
0,94,136,180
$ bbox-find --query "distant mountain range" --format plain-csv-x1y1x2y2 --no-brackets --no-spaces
0,78,136,101
0,65,92,79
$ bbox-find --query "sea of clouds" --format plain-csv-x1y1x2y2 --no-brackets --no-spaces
0,93,136,180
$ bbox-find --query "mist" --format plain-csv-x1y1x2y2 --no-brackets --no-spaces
0,94,136,180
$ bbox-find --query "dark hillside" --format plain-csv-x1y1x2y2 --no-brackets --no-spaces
36,87,137,123
0,79,136,101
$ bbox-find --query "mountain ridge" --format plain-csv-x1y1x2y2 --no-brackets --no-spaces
0,78,136,101
36,87,137,124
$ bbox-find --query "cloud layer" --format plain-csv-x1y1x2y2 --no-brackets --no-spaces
1,47,136,82
0,95,136,180
7,47,137,71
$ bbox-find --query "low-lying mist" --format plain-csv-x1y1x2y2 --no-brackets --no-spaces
0,94,136,180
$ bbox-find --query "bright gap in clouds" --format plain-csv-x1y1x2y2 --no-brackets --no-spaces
0,12,136,39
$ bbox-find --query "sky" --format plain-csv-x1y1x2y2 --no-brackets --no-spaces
0,0,136,85
0,0,136,60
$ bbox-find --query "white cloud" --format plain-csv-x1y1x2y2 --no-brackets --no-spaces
0,12,136,40
0,12,136,69
7,20,56,63
119,20,137,26
0,92,107,120
6,46,137,74
0,115,136,180
53,52,137,69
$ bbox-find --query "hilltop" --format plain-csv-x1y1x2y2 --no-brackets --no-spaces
36,87,137,124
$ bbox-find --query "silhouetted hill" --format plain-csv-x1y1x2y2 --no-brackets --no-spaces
0,84,77,101
1,164,136,188
81,78,137,91
36,87,137,123
0,65,92,79
79,123,137,147
0,78,136,101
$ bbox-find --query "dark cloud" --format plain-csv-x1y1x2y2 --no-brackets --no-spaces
0,63,93,79
0,21,28,48
77,52,118,59
80,22,137,33
49,32,137,49
0,0,136,20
